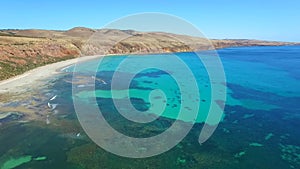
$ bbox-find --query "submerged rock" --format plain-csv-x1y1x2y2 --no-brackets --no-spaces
249,143,264,147
0,111,24,122
33,156,47,161
0,112,11,120
265,133,274,140
234,151,246,158
279,144,300,167
1,155,32,169
177,157,187,165
242,113,255,119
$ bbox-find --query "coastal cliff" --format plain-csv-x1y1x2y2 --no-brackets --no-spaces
0,27,298,80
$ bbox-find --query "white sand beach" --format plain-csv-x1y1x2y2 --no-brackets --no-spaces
0,55,104,94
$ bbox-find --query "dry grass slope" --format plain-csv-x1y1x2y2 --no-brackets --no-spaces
0,27,298,80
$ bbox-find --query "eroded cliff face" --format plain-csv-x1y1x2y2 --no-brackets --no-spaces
0,36,80,79
0,37,79,60
0,27,298,80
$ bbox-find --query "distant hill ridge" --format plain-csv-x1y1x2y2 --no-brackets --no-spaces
0,27,299,80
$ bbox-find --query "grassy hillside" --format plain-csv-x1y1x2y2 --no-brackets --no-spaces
0,27,298,81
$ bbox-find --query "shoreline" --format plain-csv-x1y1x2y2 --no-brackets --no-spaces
0,55,105,94
1,45,299,94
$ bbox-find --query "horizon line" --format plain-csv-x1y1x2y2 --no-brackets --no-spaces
0,26,299,43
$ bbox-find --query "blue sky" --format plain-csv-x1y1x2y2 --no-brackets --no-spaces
0,0,299,42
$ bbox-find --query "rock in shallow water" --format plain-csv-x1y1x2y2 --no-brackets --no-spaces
33,156,47,161
1,155,32,169
0,111,24,122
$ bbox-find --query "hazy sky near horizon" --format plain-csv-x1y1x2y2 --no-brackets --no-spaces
0,0,299,42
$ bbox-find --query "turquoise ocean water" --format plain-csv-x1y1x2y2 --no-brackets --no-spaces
0,46,299,168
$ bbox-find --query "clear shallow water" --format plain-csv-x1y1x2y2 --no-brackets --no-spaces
0,46,299,169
